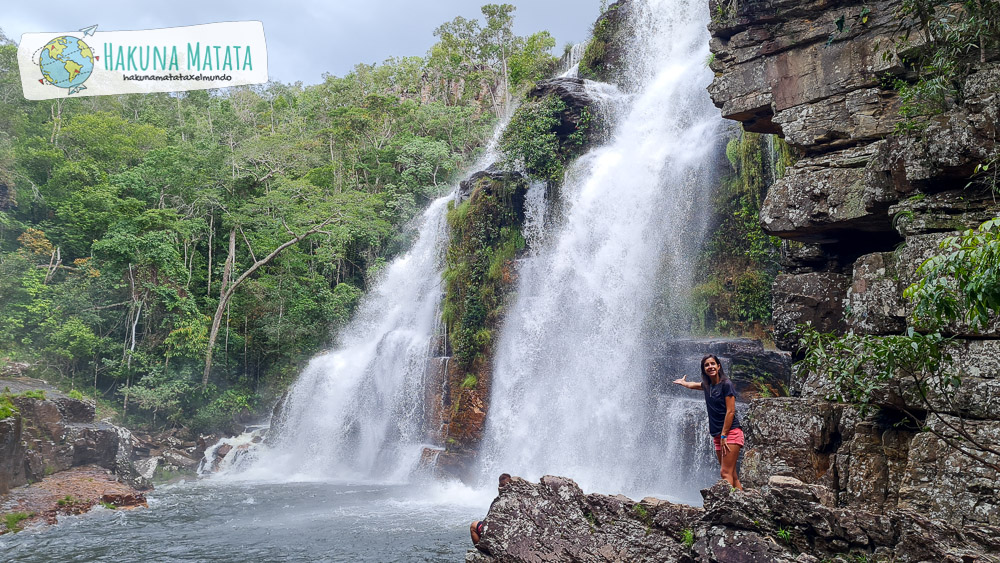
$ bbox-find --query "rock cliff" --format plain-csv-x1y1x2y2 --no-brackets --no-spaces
0,381,148,494
708,0,1000,528
467,474,999,562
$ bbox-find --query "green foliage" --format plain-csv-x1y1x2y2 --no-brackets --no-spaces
443,175,527,370
681,528,695,548
190,387,261,433
579,6,621,81
889,0,1000,130
16,389,45,400
0,7,561,432
68,389,84,400
461,374,478,389
799,217,1000,469
776,527,792,542
3,512,31,533
0,395,17,419
907,218,1000,329
692,129,781,336
797,325,953,415
501,95,589,184
56,495,76,507
99,501,116,510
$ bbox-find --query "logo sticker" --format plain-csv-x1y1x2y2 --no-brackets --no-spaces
19,22,268,100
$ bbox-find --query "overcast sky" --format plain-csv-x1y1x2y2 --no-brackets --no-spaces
2,1,602,85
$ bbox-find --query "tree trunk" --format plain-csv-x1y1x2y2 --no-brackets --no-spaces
202,218,337,387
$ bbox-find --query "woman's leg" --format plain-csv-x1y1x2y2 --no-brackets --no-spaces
720,443,742,490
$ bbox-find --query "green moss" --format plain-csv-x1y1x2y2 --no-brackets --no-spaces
68,389,85,400
690,128,782,336
442,174,528,371
579,9,618,81
632,503,652,525
16,390,45,400
501,95,591,185
0,396,17,419
460,374,478,389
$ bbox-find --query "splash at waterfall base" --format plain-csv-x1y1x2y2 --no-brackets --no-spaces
466,475,998,562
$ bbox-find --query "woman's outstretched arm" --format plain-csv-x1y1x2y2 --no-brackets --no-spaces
672,374,702,390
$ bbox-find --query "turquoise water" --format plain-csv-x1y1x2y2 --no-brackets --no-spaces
0,479,488,562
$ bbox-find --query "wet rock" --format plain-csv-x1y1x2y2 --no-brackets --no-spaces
162,449,199,470
133,456,160,485
100,492,148,508
0,416,26,494
577,0,632,84
651,338,792,397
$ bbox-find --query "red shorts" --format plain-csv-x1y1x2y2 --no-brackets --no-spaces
713,428,745,451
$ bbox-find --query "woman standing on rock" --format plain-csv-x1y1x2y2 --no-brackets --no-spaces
673,354,743,490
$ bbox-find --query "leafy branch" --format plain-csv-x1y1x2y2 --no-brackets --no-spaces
798,216,1000,471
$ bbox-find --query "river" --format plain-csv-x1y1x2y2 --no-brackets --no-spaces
0,478,491,562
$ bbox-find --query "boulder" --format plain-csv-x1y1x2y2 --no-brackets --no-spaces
65,423,120,468
473,475,689,562
650,338,791,397
52,397,96,423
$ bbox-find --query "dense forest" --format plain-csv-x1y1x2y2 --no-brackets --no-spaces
0,6,559,432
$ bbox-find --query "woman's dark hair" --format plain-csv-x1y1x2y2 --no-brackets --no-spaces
700,354,728,382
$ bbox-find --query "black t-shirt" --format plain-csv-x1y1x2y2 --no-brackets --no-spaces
702,377,740,437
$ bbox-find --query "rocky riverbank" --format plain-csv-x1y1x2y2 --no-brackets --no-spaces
0,375,215,534
466,474,1000,562
0,465,147,534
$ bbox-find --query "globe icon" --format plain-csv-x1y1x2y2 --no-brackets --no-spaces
39,36,95,91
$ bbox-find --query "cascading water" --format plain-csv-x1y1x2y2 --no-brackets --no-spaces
233,194,450,482
478,0,724,503
226,107,518,483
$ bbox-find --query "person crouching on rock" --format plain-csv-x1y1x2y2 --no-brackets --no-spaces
673,354,744,490
470,473,512,547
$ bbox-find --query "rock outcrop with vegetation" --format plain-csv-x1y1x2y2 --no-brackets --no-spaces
0,380,147,494
708,0,1000,528
467,474,999,562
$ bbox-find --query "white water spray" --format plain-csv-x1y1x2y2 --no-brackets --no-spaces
229,102,519,482
478,0,723,503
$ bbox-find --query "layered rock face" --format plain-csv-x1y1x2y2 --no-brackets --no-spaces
0,390,149,493
468,475,999,562
708,0,1000,527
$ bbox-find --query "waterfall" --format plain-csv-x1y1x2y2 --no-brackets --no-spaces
227,104,517,483
478,0,723,503
234,194,450,482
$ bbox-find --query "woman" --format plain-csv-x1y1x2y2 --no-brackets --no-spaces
673,354,743,490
